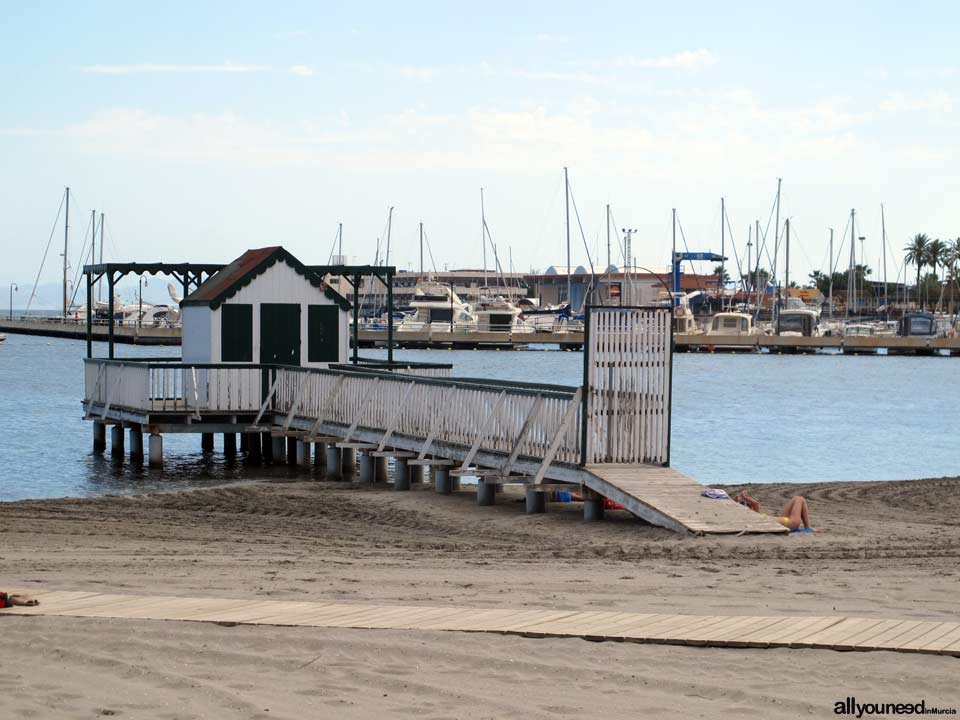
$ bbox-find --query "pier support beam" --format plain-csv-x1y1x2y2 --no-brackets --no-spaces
93,422,106,453
272,436,286,464
393,457,410,491
286,436,297,466
583,490,605,522
239,433,249,452
326,446,342,480
358,451,374,483
201,433,214,453
245,432,261,463
342,447,356,474
477,479,497,506
434,466,452,494
261,432,273,462
110,425,124,459
223,433,237,457
148,433,163,467
314,442,326,467
525,487,547,514
374,456,388,483
296,440,311,467
129,426,144,464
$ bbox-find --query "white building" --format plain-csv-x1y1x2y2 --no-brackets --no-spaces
180,246,351,367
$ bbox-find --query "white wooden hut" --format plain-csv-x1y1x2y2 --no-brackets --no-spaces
180,246,351,367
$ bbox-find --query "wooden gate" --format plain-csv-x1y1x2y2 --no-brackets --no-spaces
581,306,673,466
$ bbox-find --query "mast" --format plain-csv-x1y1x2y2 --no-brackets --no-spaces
784,217,790,300
746,225,752,295
671,208,677,296
828,228,834,319
847,208,856,318
755,219,761,312
63,186,70,317
481,188,487,287
338,222,343,262
419,221,424,278
881,203,888,313
773,178,782,283
385,206,393,268
605,203,611,270
564,167,571,307
98,212,104,303
720,197,725,303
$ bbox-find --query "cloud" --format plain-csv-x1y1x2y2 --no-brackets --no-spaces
534,32,568,43
614,48,718,71
289,65,315,77
81,63,268,74
396,65,440,82
879,90,956,115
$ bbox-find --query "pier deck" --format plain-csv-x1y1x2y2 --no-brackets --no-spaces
584,464,788,535
6,591,959,658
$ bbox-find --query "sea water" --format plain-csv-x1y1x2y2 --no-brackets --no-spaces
0,333,956,501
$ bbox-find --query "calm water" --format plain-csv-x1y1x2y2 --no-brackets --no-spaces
0,333,957,501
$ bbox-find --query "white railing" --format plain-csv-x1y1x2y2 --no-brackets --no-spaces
583,307,672,465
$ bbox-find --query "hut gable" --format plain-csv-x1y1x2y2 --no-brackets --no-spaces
180,247,350,368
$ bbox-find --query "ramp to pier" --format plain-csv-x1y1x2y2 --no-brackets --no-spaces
583,464,788,535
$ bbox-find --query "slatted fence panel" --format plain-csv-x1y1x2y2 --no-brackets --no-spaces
585,307,671,465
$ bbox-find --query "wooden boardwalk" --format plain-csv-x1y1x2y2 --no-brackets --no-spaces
4,591,959,657
584,464,789,535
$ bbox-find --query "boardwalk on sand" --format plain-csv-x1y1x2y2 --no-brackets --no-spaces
5,591,960,658
584,464,788,535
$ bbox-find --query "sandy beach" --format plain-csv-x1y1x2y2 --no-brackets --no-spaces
2,476,959,718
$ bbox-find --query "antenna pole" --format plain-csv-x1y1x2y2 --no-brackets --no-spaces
564,167,571,307
63,187,70,317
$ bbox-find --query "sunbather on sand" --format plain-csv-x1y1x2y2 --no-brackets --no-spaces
0,592,39,608
733,492,814,531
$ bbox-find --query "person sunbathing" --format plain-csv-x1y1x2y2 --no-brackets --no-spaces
733,491,814,531
0,592,39,608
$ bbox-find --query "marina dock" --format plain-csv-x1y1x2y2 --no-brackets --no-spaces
0,316,181,345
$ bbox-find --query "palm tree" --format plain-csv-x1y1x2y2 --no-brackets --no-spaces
927,239,946,281
904,233,930,307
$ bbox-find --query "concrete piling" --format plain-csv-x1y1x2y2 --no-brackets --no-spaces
201,433,214,453
223,433,237,456
342,447,356,474
313,442,326,467
583,491,605,522
148,433,163,467
110,424,124,459
261,431,273,462
409,463,424,485
393,457,410,491
477,479,497,506
434,466,452,494
239,433,249,452
129,426,144,464
272,435,286,464
286,436,297,466
245,432,261,463
374,456,388,483
326,445,342,480
93,422,106,453
358,451,374,483
296,440,311,466
525,488,547,514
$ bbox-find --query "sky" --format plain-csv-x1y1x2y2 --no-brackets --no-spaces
2,1,959,305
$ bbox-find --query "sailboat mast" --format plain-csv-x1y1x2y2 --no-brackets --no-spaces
720,197,725,306
746,225,752,295
385,206,393,268
828,228,834,319
755,219,761,312
847,209,856,318
419,222,424,278
671,208,677,296
338,222,343,261
773,178,782,284
97,212,104,303
784,217,790,299
62,187,70,317
881,203,888,312
480,187,487,287
564,167,571,307
605,203,611,270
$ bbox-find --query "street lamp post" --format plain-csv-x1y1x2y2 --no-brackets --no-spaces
9,283,17,320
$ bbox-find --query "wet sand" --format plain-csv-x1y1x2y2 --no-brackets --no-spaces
1,477,958,718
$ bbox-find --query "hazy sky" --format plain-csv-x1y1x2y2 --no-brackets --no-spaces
3,1,958,303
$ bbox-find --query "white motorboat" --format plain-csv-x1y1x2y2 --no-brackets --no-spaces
399,280,476,332
474,292,532,333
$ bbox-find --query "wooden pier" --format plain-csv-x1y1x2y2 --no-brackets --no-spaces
0,316,180,345
7,591,959,658
80,304,787,535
